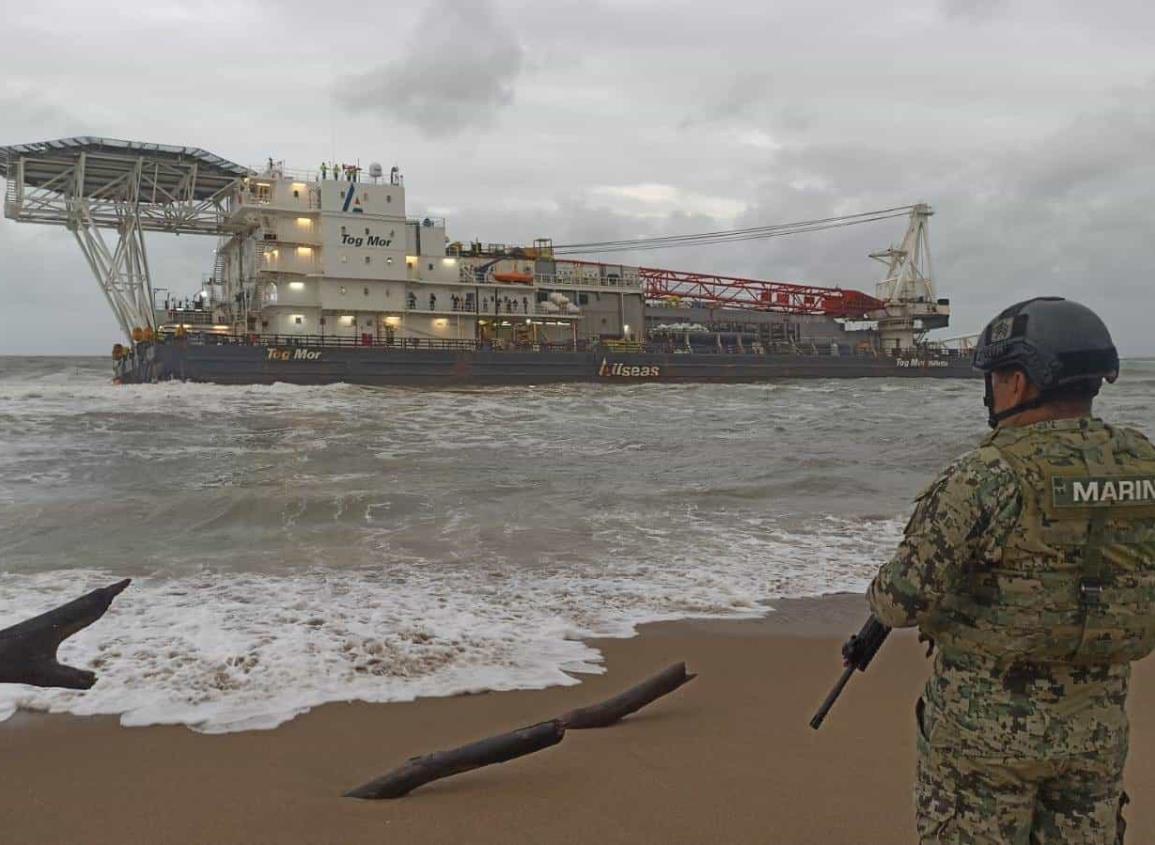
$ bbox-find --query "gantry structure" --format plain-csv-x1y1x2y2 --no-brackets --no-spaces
0,137,249,340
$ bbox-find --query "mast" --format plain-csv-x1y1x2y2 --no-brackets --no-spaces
867,204,949,352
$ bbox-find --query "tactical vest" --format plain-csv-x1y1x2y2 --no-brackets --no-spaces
928,419,1155,666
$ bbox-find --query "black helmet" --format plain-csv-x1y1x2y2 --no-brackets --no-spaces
973,297,1118,427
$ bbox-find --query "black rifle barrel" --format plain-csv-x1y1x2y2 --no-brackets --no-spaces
808,663,855,730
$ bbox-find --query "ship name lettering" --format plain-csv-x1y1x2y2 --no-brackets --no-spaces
896,358,949,368
267,348,322,362
598,358,660,378
340,233,393,248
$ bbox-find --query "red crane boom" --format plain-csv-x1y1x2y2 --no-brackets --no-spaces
640,267,883,318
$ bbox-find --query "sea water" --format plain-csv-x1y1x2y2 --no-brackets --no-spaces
1,357,1152,732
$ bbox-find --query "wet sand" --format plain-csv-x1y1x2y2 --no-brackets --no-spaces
1,593,1152,844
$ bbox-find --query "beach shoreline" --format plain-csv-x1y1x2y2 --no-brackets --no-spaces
1,592,1152,844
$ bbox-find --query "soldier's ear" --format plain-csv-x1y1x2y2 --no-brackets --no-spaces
1014,370,1039,403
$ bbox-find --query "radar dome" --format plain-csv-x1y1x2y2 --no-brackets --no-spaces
368,162,383,178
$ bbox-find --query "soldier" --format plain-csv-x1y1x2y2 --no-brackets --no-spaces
866,297,1155,843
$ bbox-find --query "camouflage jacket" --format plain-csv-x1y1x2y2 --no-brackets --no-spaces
866,417,1155,762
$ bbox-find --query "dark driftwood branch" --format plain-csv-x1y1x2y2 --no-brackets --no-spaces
559,662,697,729
343,662,697,799
344,719,566,799
0,579,131,689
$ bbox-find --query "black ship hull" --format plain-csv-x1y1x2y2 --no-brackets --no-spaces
114,340,980,385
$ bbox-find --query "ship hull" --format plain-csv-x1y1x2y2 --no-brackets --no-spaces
115,341,979,385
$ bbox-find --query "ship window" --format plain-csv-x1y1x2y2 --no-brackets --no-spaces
365,228,370,236
386,195,392,203
428,263,433,271
340,286,347,294
365,256,372,265
578,293,589,305
364,287,370,296
293,189,300,198
294,316,302,325
386,257,393,265
341,226,347,236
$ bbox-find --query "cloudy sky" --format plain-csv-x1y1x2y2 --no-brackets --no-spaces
2,0,1153,355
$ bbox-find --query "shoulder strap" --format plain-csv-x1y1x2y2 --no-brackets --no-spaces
1077,438,1119,607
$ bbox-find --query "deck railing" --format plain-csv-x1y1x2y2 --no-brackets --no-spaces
179,333,588,353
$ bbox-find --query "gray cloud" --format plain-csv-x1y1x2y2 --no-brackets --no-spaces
337,0,524,138
3,0,1155,356
939,0,1010,20
679,72,773,129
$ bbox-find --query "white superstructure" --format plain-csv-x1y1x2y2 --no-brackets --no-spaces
205,162,644,347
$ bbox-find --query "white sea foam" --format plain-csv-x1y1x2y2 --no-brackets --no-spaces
0,513,898,733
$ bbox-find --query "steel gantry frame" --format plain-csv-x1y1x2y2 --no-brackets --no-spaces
0,138,248,341
870,203,936,305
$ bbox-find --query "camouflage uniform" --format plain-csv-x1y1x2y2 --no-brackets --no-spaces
868,417,1155,844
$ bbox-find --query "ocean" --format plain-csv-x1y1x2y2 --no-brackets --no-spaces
2,356,1152,732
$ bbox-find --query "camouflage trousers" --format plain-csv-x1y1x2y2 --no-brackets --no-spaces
916,731,1129,844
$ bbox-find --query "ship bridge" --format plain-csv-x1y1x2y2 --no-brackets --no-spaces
0,137,250,340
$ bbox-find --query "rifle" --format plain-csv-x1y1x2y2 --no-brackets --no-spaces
809,615,891,730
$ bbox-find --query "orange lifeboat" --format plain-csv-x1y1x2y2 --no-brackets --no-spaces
492,272,534,285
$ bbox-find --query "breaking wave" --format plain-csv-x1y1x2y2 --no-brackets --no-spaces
0,355,1151,731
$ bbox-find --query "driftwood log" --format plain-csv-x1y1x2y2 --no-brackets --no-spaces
344,719,566,799
345,662,696,799
0,579,131,689
559,661,696,729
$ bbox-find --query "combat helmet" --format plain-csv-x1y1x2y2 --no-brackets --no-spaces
972,296,1119,428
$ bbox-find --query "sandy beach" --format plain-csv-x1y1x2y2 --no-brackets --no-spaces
1,593,1152,845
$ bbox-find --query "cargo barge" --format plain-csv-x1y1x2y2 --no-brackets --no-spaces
0,137,979,385
113,336,974,385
